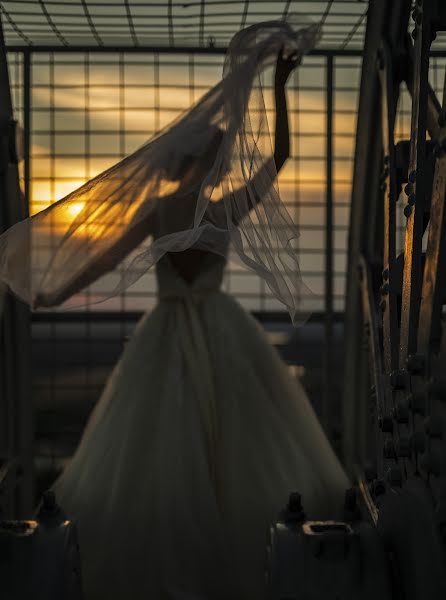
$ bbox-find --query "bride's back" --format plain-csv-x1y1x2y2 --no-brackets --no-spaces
167,248,218,284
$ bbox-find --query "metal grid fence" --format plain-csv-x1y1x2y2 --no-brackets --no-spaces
8,48,361,315
2,1,370,50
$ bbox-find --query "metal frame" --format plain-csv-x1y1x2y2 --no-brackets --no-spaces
1,0,369,51
343,1,446,596
342,0,412,473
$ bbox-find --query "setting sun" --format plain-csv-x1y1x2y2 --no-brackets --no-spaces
66,202,86,218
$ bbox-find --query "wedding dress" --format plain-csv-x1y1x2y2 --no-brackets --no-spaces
53,248,348,600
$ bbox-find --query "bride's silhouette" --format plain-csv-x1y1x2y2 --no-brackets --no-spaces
0,18,348,600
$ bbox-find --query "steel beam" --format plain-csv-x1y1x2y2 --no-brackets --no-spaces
342,0,411,474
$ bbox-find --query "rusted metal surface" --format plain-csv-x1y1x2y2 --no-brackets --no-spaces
399,1,432,364
377,41,400,385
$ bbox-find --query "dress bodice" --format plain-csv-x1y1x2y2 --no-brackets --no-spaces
156,251,226,301
153,179,228,301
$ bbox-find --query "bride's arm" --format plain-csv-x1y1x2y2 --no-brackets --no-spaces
34,211,156,308
227,50,297,225
273,50,296,172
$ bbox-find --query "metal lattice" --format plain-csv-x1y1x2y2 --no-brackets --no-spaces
0,0,370,51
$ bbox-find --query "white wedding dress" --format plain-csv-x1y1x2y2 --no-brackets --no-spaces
53,249,349,600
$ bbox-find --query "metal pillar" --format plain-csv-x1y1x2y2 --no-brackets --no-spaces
322,54,334,438
0,14,33,518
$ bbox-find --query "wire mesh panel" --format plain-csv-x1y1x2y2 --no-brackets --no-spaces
27,50,356,314
1,1,369,51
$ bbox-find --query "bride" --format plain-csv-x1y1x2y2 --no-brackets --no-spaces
0,18,348,600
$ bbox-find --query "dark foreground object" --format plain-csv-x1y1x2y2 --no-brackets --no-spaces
0,491,83,600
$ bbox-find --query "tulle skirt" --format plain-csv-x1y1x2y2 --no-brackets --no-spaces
53,291,348,600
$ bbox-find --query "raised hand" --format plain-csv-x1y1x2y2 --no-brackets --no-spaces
274,48,300,87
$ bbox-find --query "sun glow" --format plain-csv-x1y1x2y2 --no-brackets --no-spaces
66,202,86,218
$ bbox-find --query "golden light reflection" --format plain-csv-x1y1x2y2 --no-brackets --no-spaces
66,202,86,218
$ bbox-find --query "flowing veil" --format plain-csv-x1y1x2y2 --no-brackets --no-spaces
0,16,320,324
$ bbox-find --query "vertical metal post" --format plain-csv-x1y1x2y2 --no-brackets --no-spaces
18,48,33,517
323,54,334,437
23,50,30,217
0,20,33,517
154,52,160,134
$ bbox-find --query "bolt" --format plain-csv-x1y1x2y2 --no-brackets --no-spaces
382,267,389,280
380,282,389,296
412,28,418,40
404,204,413,218
288,492,303,513
282,491,306,523
408,193,416,206
408,170,417,183
380,167,389,182
404,183,413,196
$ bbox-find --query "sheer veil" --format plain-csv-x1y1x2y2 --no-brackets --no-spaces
0,16,320,324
